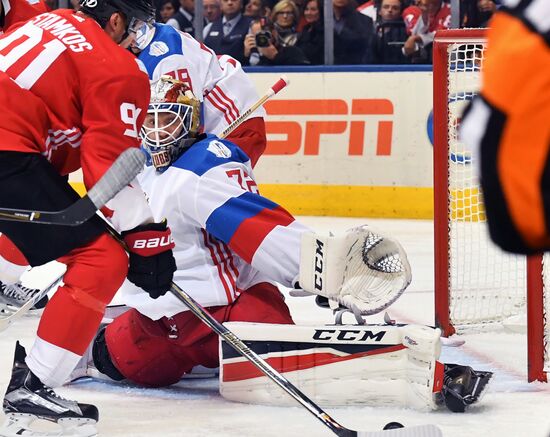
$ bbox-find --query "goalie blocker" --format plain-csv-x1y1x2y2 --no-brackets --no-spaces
219,322,492,412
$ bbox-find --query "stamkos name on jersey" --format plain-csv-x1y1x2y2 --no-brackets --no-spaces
32,13,93,52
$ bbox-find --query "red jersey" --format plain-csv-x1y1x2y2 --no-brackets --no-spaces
1,0,49,33
0,9,154,231
402,5,421,35
0,9,150,186
404,3,451,35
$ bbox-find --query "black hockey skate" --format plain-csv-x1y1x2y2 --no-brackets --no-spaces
0,280,48,314
1,342,98,437
441,363,493,413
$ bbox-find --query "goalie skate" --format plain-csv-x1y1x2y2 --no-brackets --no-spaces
1,343,98,437
0,280,48,315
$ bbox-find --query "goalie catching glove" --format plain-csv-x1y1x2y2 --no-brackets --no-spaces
298,225,412,314
122,221,176,298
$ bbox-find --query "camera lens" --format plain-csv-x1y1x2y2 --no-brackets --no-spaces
255,31,271,47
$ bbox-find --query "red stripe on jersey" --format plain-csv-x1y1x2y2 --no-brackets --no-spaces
210,235,237,303
209,88,237,124
217,238,240,288
201,230,234,303
228,206,295,264
206,93,232,124
215,86,240,121
224,240,240,282
222,345,406,382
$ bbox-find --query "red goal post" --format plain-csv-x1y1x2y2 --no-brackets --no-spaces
432,28,547,382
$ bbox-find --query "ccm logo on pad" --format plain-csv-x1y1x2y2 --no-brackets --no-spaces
312,329,387,342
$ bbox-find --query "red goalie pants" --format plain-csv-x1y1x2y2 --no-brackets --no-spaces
104,282,294,387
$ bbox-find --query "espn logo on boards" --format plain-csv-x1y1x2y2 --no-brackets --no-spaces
264,99,394,156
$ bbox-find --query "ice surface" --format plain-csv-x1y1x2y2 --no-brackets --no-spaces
1,217,549,437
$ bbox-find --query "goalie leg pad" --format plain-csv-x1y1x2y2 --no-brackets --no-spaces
220,322,442,410
298,225,412,314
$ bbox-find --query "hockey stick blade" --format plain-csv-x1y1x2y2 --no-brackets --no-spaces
0,148,145,226
0,274,63,332
354,424,443,437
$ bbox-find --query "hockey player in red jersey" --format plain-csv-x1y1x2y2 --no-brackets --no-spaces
0,1,177,436
0,0,49,33
0,12,268,314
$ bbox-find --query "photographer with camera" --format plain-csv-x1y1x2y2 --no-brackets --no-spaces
243,17,310,65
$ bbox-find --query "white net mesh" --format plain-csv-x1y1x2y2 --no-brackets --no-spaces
438,30,550,380
446,38,528,328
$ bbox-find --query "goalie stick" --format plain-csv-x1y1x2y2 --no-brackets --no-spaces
0,147,145,226
218,75,289,139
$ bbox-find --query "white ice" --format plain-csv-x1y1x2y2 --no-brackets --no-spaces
1,217,549,437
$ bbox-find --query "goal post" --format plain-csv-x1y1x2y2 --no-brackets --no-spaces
432,28,547,382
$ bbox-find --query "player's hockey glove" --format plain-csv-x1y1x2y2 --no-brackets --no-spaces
441,364,493,412
122,221,176,299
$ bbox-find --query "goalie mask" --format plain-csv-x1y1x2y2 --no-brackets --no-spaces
141,77,201,173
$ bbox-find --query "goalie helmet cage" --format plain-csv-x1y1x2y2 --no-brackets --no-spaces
432,29,548,383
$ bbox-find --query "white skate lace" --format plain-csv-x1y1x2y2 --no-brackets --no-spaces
44,386,70,402
1,282,39,302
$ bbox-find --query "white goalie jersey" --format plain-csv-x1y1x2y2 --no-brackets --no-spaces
138,23,265,136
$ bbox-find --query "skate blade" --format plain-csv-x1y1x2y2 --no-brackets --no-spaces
1,413,97,437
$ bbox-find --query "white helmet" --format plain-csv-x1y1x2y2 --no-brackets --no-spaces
141,77,201,172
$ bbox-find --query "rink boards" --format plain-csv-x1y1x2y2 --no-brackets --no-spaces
70,66,437,219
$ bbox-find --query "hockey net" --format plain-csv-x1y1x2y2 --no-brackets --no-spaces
432,29,549,382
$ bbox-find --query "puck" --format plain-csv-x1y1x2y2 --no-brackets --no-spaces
383,422,404,430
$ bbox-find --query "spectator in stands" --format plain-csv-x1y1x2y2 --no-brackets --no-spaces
167,0,196,35
204,0,222,23
204,0,251,64
243,16,310,65
402,0,450,63
271,0,300,47
332,0,376,64
296,0,324,64
374,0,409,63
460,0,497,27
159,0,179,23
244,0,271,18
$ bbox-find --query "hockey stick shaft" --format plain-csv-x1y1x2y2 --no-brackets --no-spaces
167,282,441,437
104,220,441,437
218,76,289,139
0,147,145,226
0,274,63,332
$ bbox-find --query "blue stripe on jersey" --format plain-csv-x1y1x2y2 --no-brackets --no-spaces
172,135,250,176
205,192,280,244
138,23,184,78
